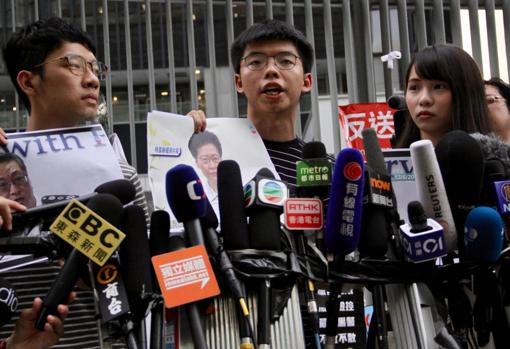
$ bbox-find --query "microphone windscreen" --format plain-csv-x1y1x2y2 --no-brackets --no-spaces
435,130,484,209
325,148,364,255
358,197,388,258
387,95,406,110
217,160,250,249
362,128,388,174
166,164,207,222
0,277,17,327
119,204,153,318
94,179,136,205
202,199,219,230
149,210,170,257
247,167,282,250
464,206,504,263
303,141,327,159
410,139,457,252
87,193,124,228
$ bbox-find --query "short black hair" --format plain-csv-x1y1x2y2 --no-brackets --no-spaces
485,77,510,111
2,17,96,113
188,131,222,159
0,153,29,175
230,19,314,74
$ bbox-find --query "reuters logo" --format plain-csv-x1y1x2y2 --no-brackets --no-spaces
344,162,362,181
96,264,118,285
502,183,510,201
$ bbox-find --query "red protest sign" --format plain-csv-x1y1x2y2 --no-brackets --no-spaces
339,103,396,153
152,245,220,308
284,198,323,230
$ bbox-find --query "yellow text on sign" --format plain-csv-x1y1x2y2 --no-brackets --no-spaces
50,199,125,266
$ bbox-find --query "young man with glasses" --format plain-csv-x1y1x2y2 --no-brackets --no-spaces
190,19,314,197
188,20,317,348
0,17,144,348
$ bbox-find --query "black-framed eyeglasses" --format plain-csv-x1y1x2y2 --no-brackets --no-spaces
241,52,301,71
486,94,506,105
0,174,29,196
28,54,108,81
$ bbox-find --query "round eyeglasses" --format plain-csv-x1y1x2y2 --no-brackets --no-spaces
28,54,108,81
486,94,506,105
0,174,29,196
241,52,301,71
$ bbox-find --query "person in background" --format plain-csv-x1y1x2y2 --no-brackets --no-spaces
188,130,222,215
0,153,36,209
485,77,510,144
396,44,491,147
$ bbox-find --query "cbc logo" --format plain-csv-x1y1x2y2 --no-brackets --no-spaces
63,201,120,248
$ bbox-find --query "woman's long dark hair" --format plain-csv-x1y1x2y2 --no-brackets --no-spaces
396,44,490,147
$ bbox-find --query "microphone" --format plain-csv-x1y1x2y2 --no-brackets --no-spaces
387,95,406,110
323,147,364,348
217,160,250,250
10,179,135,227
165,164,208,349
386,95,407,148
119,204,154,349
399,201,447,263
435,130,484,254
359,128,400,349
296,141,332,199
148,210,170,349
200,201,254,348
410,139,457,253
244,168,287,250
294,141,332,349
35,193,124,330
359,128,395,258
296,141,332,252
0,277,18,327
325,148,364,255
244,168,286,349
464,206,504,263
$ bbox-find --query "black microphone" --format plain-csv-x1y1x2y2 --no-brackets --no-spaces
244,168,287,349
119,204,154,349
201,201,254,348
360,128,399,349
386,95,407,147
359,128,396,258
0,277,18,327
10,179,135,228
244,168,287,250
217,160,250,250
296,141,332,252
435,130,484,255
165,164,208,349
0,180,135,257
148,210,170,349
35,193,124,330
